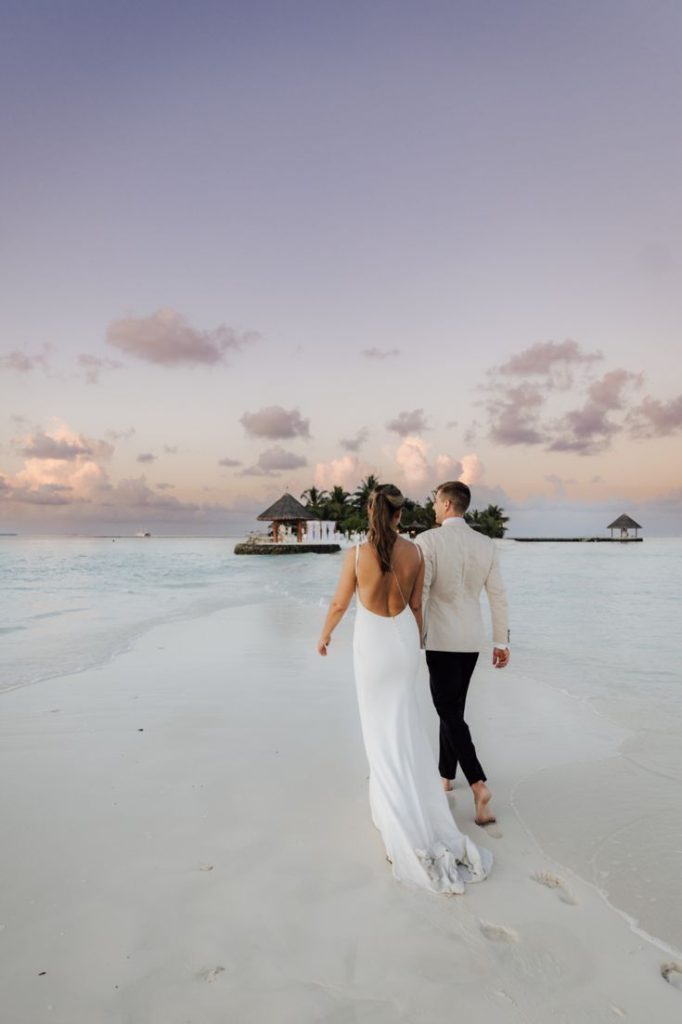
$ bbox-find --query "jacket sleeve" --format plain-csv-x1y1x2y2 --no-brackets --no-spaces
414,534,434,619
484,545,509,646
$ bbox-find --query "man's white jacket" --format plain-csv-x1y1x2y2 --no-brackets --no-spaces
414,518,509,653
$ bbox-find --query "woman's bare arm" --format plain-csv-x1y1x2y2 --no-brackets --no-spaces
317,548,356,655
409,547,425,645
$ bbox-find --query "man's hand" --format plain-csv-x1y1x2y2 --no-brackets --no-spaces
492,647,510,669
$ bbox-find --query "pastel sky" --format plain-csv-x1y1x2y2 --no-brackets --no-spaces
1,0,681,536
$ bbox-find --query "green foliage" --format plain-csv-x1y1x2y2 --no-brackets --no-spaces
299,486,328,518
300,481,508,539
300,477,437,536
465,504,509,538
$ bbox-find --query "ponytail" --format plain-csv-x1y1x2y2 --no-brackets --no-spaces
367,484,405,573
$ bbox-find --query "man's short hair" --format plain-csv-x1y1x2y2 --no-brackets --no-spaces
437,480,471,513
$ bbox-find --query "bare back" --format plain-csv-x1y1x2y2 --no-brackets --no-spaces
356,537,423,618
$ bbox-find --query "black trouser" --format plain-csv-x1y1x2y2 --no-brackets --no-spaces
425,650,485,785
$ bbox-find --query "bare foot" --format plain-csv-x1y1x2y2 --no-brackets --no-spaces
442,778,454,792
471,781,496,825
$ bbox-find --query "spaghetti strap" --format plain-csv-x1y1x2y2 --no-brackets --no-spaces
391,562,408,611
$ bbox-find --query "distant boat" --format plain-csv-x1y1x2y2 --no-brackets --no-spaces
134,531,152,538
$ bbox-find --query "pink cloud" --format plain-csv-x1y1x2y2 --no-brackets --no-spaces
77,353,122,384
391,436,463,497
106,308,258,366
488,383,547,446
0,345,51,373
314,454,375,492
550,370,643,454
497,339,602,387
627,394,682,438
386,409,429,437
339,428,369,452
240,406,310,440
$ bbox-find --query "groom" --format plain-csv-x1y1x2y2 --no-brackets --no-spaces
415,481,509,826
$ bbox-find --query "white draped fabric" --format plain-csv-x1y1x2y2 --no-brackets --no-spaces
352,590,493,894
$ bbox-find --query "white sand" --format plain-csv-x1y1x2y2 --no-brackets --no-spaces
1,599,681,1023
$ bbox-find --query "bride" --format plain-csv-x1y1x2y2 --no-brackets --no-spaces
317,484,492,894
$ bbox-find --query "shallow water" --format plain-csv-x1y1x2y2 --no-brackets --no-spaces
3,536,679,727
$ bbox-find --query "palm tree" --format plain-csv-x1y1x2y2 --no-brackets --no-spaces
329,485,350,506
323,485,351,523
300,486,328,518
465,504,509,538
352,474,381,512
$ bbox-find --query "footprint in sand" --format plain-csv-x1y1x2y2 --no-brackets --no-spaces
197,966,225,983
479,920,520,944
661,961,682,990
531,870,577,905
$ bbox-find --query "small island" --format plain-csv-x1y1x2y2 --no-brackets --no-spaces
234,493,341,554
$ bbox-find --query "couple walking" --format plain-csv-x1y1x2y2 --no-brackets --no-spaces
318,481,510,895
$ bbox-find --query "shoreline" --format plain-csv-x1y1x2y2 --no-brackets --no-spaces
2,599,681,1021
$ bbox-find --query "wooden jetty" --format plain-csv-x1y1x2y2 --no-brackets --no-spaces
512,512,643,543
512,537,642,543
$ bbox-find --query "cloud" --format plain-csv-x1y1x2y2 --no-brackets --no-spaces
163,445,178,454
544,474,576,498
77,353,122,384
6,425,114,502
362,348,401,360
0,345,51,373
549,370,643,454
339,428,369,452
106,427,136,441
238,465,276,477
386,409,428,437
487,383,547,446
239,446,308,477
103,476,199,513
627,394,682,438
459,454,484,486
314,454,375,492
156,482,175,490
106,308,258,366
391,436,463,496
3,483,74,506
497,339,602,388
137,453,156,464
20,432,91,460
218,456,242,467
256,446,308,471
18,428,113,462
240,406,310,440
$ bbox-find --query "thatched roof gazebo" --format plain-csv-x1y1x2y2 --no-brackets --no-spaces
607,513,642,539
257,492,318,543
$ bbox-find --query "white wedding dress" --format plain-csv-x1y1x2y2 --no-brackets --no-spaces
352,545,492,894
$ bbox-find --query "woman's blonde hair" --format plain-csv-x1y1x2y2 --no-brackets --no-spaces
367,484,405,573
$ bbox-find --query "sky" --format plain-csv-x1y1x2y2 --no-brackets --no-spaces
1,0,681,536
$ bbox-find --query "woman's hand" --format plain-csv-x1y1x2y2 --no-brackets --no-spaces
317,635,331,656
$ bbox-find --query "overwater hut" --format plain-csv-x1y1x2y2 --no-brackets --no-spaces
257,492,318,543
607,513,642,539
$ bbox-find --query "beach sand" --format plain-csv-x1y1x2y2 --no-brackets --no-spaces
1,599,681,1023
